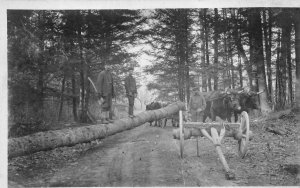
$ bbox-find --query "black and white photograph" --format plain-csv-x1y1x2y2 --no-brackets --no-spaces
3,0,300,187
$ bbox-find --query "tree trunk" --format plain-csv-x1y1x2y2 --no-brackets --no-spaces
200,10,207,91
176,38,184,102
57,75,66,121
223,9,231,89
36,11,45,112
184,10,190,101
280,27,288,108
238,54,243,88
268,9,274,101
213,8,219,90
84,79,91,121
231,9,253,88
72,72,78,122
230,47,235,89
278,16,293,109
248,9,271,114
263,9,272,102
204,9,212,91
174,10,185,102
67,38,78,122
276,32,281,106
76,11,88,122
36,60,44,111
8,102,185,158
287,26,293,106
294,10,300,110
249,27,256,91
177,48,184,101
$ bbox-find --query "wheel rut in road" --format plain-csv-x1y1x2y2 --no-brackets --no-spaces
47,123,236,187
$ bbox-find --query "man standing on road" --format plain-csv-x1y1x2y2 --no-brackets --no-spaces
188,87,206,122
125,67,137,118
96,64,115,124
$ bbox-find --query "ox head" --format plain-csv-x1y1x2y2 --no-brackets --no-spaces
237,90,263,110
223,93,241,111
247,92,261,110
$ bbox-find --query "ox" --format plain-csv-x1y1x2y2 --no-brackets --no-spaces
163,112,180,127
203,92,241,122
160,102,182,128
146,102,179,127
146,101,163,127
233,91,262,122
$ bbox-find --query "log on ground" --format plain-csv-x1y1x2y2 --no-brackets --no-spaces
8,102,185,158
173,125,251,140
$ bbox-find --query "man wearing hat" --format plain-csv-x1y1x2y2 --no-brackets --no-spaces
96,64,115,124
188,87,206,122
125,66,137,118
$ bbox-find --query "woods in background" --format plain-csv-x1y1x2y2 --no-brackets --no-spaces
8,8,300,137
8,10,145,136
144,8,300,112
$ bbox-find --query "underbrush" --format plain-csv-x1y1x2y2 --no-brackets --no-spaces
237,109,300,185
8,101,130,138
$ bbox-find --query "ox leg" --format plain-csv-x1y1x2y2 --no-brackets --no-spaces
172,118,177,127
227,112,232,122
234,112,239,122
155,120,160,127
210,109,216,121
203,113,207,123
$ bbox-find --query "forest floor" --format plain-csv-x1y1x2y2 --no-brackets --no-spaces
8,109,300,187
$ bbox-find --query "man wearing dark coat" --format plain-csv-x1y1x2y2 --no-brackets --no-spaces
96,64,115,124
124,67,137,118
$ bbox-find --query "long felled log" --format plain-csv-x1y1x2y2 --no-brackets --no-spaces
9,102,185,158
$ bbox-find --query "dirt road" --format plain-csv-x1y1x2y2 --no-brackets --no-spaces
33,123,236,187
9,110,300,187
